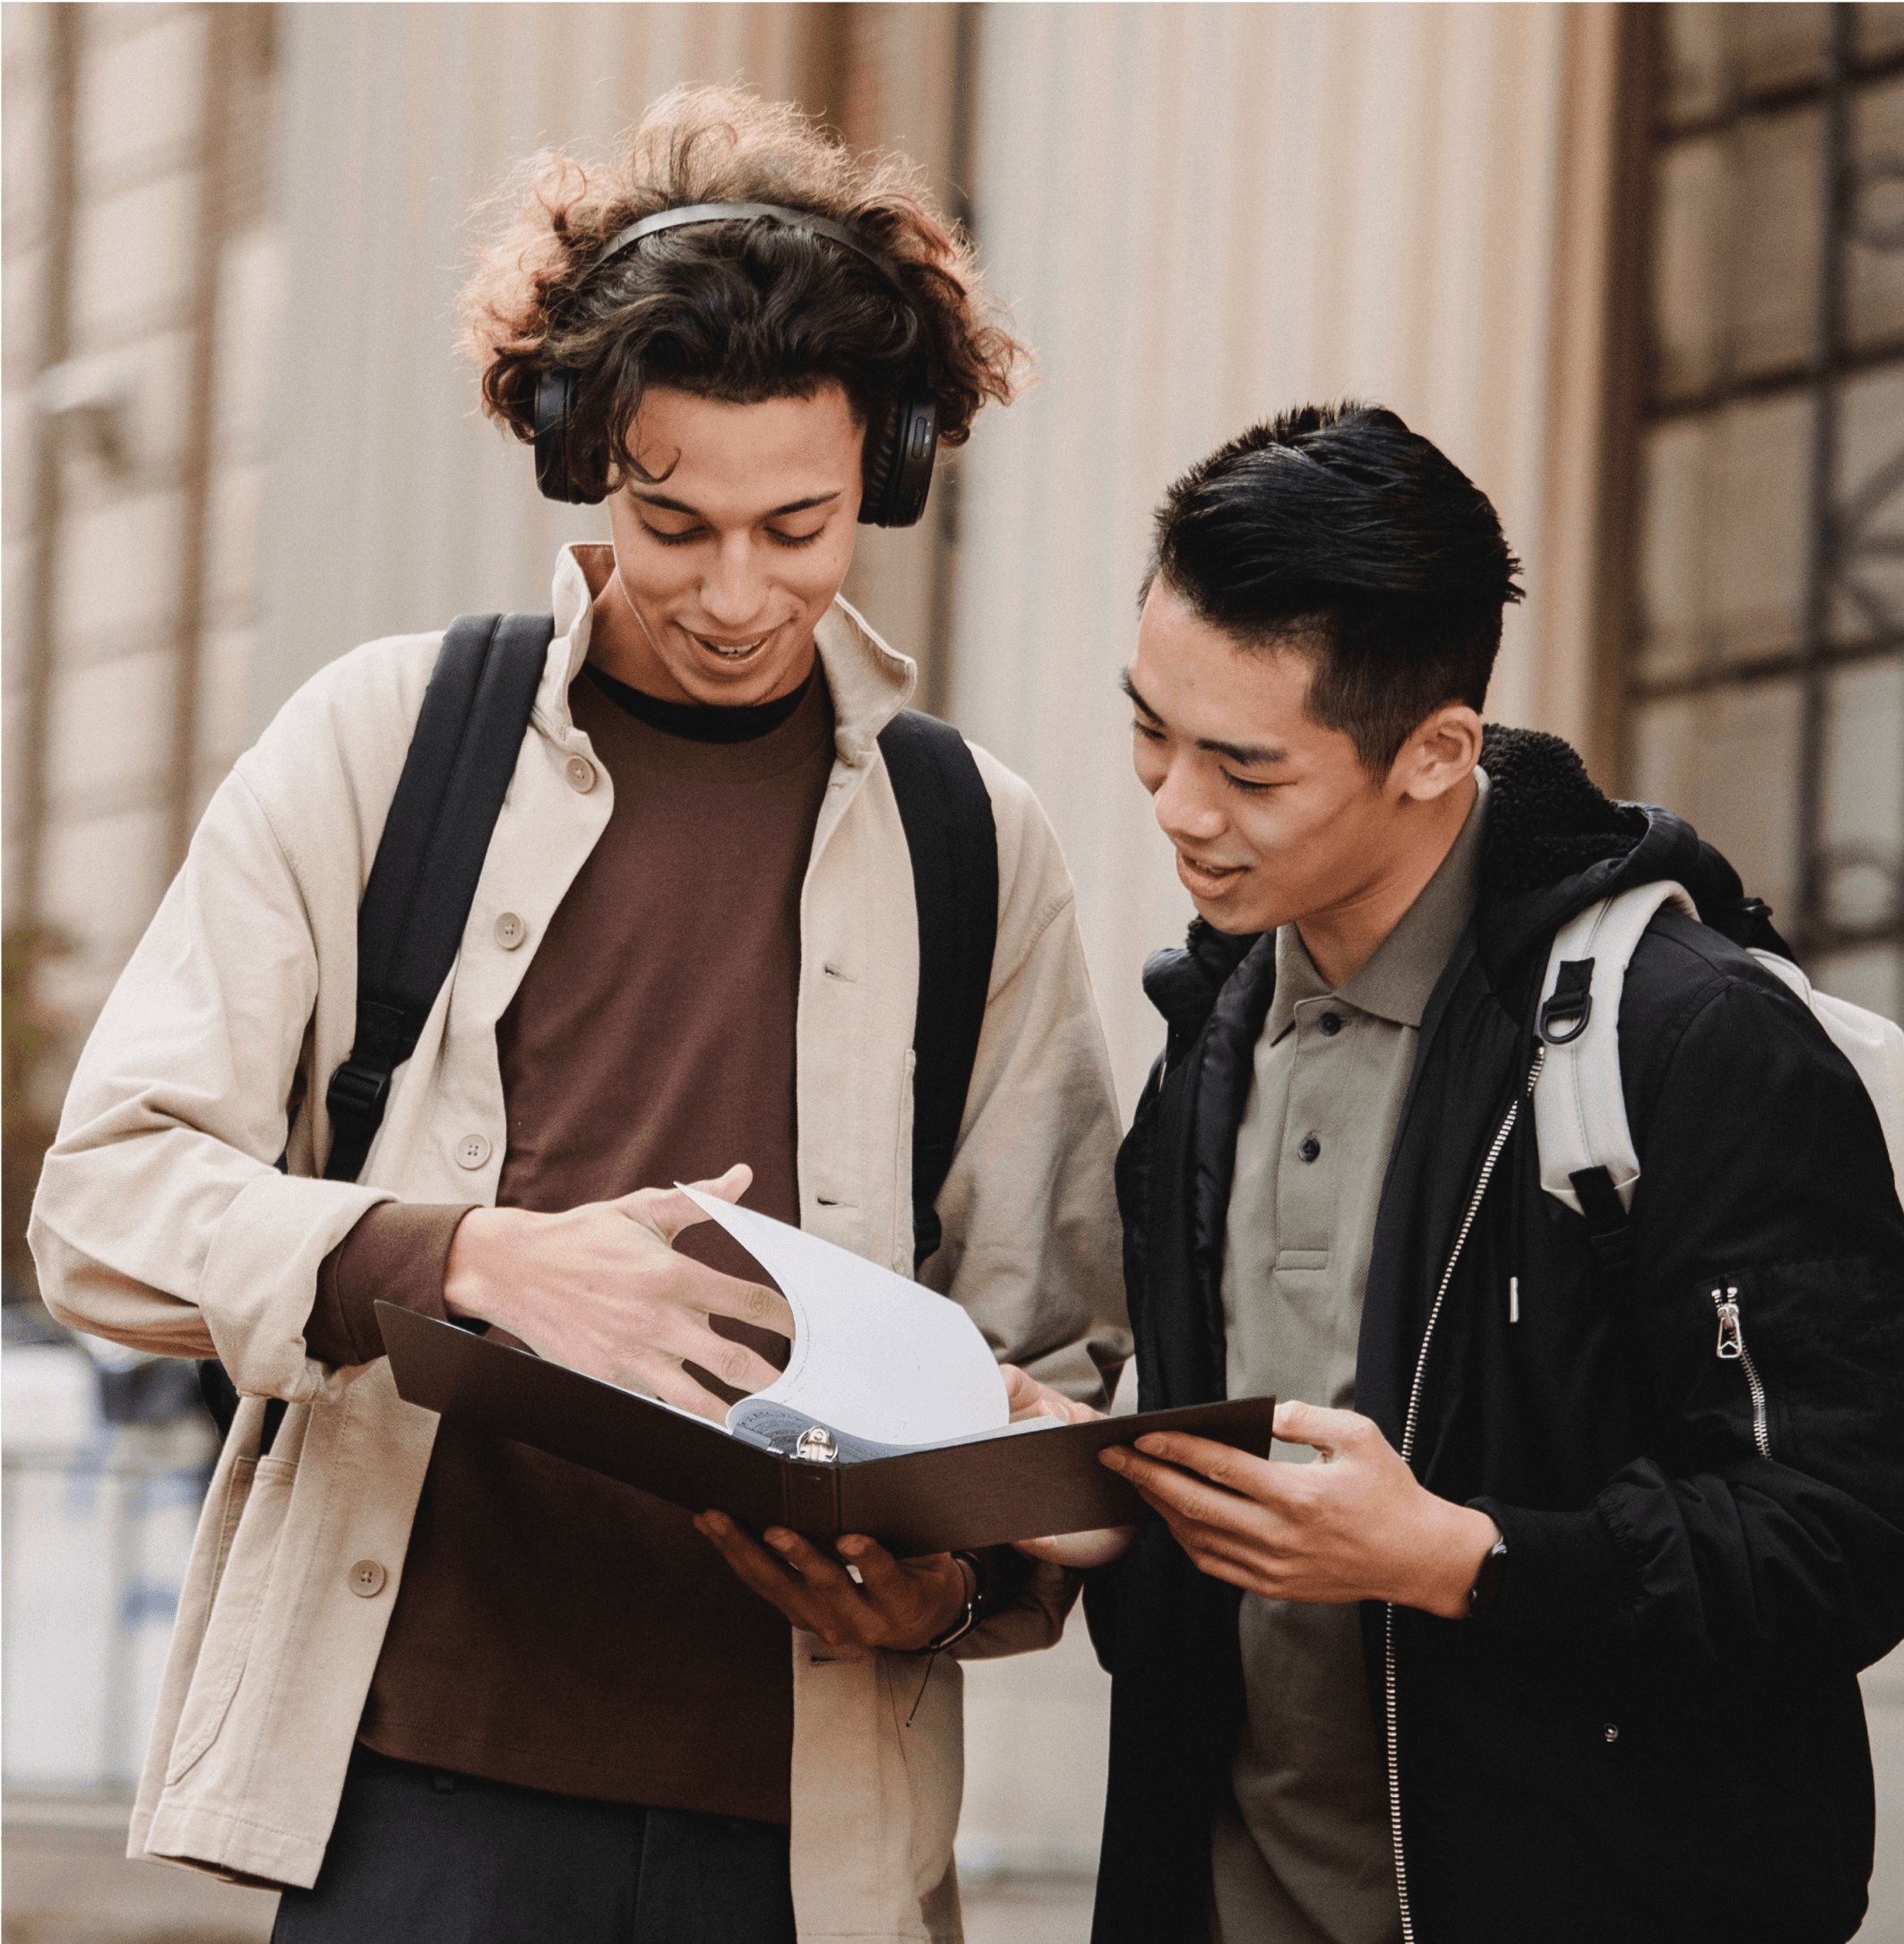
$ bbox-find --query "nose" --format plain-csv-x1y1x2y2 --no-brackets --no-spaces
1150,756,1227,849
698,533,771,630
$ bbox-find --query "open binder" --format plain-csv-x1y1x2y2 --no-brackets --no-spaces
379,1303,1278,1557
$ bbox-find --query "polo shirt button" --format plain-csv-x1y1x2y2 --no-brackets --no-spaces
349,1560,387,1598
1319,1012,1342,1037
493,911,526,950
1604,1723,1620,1743
1298,1135,1322,1163
564,754,597,793
455,1132,492,1170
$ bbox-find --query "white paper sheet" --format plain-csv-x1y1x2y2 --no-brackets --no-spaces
677,1186,1010,1447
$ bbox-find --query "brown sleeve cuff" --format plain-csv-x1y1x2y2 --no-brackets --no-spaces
306,1203,477,1367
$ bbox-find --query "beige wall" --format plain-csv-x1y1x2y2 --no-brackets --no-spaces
4,2,280,1026
945,1,1622,1113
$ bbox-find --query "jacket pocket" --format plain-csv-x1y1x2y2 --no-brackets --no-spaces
164,1451,297,1784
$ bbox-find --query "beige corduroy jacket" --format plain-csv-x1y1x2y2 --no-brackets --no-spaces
29,546,1128,1943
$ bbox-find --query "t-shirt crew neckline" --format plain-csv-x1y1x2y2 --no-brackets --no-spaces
574,654,836,787
582,658,817,744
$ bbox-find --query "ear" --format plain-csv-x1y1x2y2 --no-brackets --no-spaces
1390,704,1483,804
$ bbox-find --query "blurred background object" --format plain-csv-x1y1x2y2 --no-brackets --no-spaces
3,4,1900,1941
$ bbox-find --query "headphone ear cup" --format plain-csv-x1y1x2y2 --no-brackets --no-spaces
858,391,938,529
534,370,599,504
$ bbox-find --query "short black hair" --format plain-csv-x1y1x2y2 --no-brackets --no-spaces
1142,402,1524,777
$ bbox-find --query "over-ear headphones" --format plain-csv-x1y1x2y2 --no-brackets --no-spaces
531,201,940,528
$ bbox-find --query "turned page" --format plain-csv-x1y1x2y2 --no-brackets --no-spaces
677,1185,1011,1447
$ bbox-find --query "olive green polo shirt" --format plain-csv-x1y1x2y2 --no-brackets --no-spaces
1211,770,1489,1944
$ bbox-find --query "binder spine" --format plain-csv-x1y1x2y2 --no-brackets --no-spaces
780,1459,842,1537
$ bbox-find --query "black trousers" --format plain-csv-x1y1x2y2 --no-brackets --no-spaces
272,1747,797,1944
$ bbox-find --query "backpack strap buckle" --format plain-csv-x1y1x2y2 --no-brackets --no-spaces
1569,1164,1635,1290
325,1056,392,1134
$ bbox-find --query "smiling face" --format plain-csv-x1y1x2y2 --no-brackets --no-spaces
1127,581,1478,959
592,383,865,705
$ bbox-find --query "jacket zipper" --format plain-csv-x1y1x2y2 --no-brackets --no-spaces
1711,1284,1771,1458
1383,1046,1545,1944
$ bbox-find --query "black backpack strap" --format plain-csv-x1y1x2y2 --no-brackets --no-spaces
323,613,552,1183
1570,1164,1636,1294
200,615,552,1446
877,709,999,1270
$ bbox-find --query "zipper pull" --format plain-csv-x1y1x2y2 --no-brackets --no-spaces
1712,1286,1743,1360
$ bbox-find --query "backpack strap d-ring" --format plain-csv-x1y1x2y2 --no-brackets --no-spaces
1533,879,1699,1222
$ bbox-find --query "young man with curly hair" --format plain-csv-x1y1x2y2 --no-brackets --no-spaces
31,89,1126,1944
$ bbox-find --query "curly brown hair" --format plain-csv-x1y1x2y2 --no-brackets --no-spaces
462,86,1029,501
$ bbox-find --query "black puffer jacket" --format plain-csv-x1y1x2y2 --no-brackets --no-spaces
1086,727,1904,1944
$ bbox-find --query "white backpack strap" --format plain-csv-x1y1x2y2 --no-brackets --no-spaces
1748,949,1904,1202
1534,880,1699,1217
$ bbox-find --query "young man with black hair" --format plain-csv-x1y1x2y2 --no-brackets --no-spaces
1021,404,1904,1944
30,89,1125,1944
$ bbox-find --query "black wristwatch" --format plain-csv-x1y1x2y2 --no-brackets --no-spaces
917,1551,986,1652
1467,1532,1508,1619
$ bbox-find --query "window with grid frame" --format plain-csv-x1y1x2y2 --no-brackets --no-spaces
1623,0,1904,1023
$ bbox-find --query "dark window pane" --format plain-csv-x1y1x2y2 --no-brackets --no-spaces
1652,108,1821,397
1822,655,1904,932
1638,394,1812,678
1728,2,1831,92
1632,681,1804,919
1848,75,1904,353
1661,3,1827,130
1831,365,1904,644
1855,2,1904,64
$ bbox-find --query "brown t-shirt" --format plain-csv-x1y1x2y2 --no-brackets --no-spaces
306,659,836,1821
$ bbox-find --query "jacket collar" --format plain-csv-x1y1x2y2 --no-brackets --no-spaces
1469,724,1784,986
544,544,916,759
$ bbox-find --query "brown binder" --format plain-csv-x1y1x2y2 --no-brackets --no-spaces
379,1303,1278,1557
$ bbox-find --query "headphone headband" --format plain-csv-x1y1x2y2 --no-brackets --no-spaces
591,202,911,296
533,200,938,524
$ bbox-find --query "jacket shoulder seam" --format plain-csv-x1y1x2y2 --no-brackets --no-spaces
227,769,313,912
992,883,1079,995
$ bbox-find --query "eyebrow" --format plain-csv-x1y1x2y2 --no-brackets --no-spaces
1120,667,1289,769
629,489,843,519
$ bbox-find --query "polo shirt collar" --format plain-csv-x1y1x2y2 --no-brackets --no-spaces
1265,767,1491,1042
